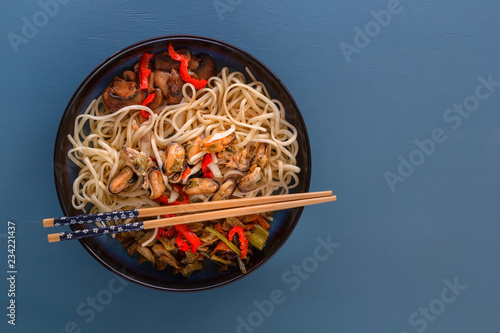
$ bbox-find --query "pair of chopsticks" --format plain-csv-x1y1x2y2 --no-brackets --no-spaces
44,191,336,243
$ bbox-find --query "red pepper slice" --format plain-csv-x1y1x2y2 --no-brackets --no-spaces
154,185,189,206
214,223,224,234
156,226,176,240
228,226,248,259
140,92,156,119
211,240,232,255
154,194,169,205
244,223,256,231
138,53,153,90
256,214,271,230
172,184,190,204
175,224,201,253
181,166,191,180
201,153,214,178
176,232,189,252
168,44,208,89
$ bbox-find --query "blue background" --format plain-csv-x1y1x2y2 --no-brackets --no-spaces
1,0,499,332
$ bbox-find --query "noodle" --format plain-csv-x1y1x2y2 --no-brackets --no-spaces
69,67,300,212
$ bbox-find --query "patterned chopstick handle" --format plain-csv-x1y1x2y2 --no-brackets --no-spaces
57,221,145,241
53,209,139,226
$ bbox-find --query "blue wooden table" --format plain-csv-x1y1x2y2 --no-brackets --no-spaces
1,0,499,332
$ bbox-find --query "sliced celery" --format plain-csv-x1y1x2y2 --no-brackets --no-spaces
247,225,269,251
205,226,241,256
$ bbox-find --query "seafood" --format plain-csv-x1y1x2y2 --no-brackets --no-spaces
120,147,149,175
211,178,237,201
183,178,220,195
202,130,236,153
108,166,137,194
238,167,263,192
142,167,166,199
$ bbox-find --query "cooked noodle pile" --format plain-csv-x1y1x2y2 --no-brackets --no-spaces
68,68,300,215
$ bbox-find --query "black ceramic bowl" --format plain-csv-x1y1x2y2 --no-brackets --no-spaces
54,35,311,291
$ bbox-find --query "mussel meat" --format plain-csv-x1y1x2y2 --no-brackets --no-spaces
184,136,204,165
238,167,263,193
142,167,166,199
218,146,249,172
120,147,149,175
183,178,220,195
251,142,270,170
211,178,237,201
108,166,138,194
162,142,186,175
202,130,236,153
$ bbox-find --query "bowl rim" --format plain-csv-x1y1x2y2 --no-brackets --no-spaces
54,34,312,292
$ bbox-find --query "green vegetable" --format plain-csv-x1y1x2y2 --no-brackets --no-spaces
180,261,204,277
210,254,236,266
247,225,269,251
158,237,176,251
205,226,241,256
236,256,247,275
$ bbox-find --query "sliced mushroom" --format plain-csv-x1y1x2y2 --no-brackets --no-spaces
183,178,220,195
154,50,181,72
193,54,216,81
108,166,137,194
147,71,156,94
211,178,237,201
184,50,201,70
154,70,170,97
121,70,137,82
166,68,184,104
102,80,146,112
120,147,148,176
154,69,184,104
147,88,164,110
238,167,263,193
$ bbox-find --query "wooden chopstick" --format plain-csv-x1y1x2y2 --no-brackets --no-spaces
43,191,333,228
47,193,336,243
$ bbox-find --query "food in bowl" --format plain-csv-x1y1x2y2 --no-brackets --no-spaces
67,44,301,276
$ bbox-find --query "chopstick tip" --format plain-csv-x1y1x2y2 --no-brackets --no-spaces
47,233,60,243
43,218,55,228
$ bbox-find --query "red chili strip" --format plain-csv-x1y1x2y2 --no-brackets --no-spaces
228,226,248,259
140,92,156,119
201,153,214,178
176,232,189,252
138,53,153,90
181,166,191,180
168,44,208,89
175,224,201,253
156,226,176,240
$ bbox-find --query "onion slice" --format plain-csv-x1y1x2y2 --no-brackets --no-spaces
205,125,235,144
140,227,158,246
189,151,205,165
182,162,202,184
168,189,180,203
207,153,222,178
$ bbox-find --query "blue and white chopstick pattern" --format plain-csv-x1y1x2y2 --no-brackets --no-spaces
58,221,145,241
53,209,139,226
